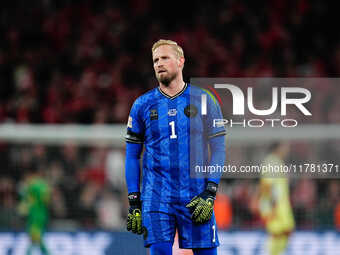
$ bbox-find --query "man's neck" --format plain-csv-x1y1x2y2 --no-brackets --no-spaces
159,79,185,97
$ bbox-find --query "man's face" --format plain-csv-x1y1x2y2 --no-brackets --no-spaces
152,45,184,86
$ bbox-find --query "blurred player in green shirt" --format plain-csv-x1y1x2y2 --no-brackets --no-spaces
256,142,295,255
18,164,50,255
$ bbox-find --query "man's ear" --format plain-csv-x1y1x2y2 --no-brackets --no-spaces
179,57,185,68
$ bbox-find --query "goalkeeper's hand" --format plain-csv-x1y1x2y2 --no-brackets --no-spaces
127,192,143,235
186,182,218,224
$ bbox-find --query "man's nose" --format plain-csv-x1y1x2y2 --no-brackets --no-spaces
157,63,164,69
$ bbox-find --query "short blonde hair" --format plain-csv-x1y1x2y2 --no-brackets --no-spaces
152,39,184,58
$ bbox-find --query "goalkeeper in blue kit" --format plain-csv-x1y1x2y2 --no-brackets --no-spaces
125,39,226,255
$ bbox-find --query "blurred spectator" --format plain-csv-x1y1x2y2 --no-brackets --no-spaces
334,202,340,230
214,192,232,230
105,148,126,192
292,179,317,228
96,189,124,229
0,178,21,229
317,180,340,228
231,180,258,228
77,182,100,228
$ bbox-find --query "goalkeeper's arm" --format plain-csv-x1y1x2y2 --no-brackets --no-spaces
125,142,142,193
207,133,226,184
125,142,143,234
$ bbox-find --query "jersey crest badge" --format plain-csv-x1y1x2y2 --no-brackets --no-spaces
184,105,198,118
168,109,177,116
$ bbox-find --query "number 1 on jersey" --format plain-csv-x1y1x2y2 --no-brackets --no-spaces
212,224,216,243
169,121,177,139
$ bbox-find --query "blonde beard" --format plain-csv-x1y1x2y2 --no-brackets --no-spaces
157,72,177,87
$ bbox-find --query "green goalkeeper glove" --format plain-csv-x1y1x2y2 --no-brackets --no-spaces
186,182,218,224
127,192,143,235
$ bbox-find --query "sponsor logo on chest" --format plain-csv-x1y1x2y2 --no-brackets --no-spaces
150,109,158,120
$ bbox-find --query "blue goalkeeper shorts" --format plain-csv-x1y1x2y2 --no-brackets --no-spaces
142,200,219,248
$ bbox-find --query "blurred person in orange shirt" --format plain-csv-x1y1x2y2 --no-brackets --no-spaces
214,182,232,230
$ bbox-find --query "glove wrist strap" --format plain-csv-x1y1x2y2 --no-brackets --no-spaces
206,182,218,197
128,192,141,208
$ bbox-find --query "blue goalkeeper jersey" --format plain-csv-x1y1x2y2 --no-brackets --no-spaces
125,83,226,203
